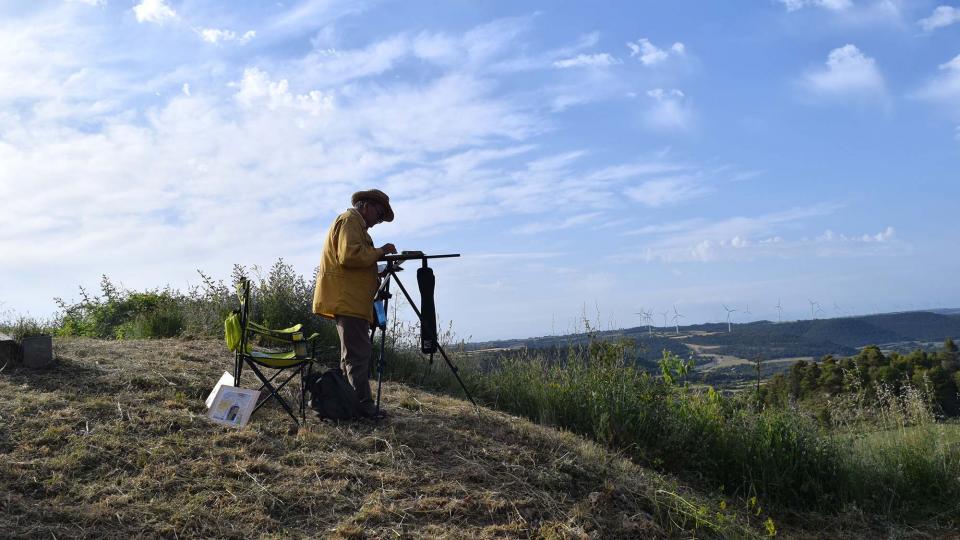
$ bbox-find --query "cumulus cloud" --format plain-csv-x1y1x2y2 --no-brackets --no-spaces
200,28,256,44
915,53,960,104
133,0,178,24
233,67,334,115
802,44,886,103
817,226,894,242
914,54,960,138
779,0,905,27
616,204,901,263
918,5,960,31
626,38,685,66
552,53,620,69
643,88,694,131
778,0,852,11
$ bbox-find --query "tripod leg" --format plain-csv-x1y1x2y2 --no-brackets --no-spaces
436,344,478,409
375,323,387,419
391,272,478,410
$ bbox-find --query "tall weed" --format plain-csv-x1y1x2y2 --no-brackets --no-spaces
381,327,959,520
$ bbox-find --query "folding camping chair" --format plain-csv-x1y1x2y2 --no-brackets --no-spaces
224,278,319,426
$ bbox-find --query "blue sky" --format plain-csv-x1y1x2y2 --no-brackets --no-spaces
1,0,958,340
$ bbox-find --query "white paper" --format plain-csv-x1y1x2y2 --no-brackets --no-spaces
207,385,260,428
205,371,235,409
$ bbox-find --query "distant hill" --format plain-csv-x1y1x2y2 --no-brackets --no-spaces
469,310,960,364
467,328,692,368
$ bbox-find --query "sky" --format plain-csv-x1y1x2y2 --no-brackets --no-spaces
1,0,959,341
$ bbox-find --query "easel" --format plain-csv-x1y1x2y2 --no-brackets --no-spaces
370,252,477,418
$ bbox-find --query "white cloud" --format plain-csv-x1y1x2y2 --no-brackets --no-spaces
779,0,905,27
233,67,335,115
133,0,178,24
66,0,106,5
200,28,256,44
918,5,960,31
647,88,684,100
512,212,604,235
779,0,852,11
624,176,708,207
817,226,894,242
912,54,960,141
644,88,694,131
181,82,190,96
914,54,960,131
626,38,685,66
267,0,367,34
802,44,886,103
915,54,960,103
552,53,620,69
296,35,412,87
615,204,902,263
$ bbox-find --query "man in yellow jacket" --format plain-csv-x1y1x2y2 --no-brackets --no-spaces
313,189,397,417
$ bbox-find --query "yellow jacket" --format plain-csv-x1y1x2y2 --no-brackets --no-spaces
312,208,380,323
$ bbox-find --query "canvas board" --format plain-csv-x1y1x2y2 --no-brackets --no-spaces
205,371,235,408
207,385,259,428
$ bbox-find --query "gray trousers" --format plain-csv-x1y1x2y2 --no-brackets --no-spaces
335,315,375,411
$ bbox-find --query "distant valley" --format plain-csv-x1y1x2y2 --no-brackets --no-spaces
466,310,960,386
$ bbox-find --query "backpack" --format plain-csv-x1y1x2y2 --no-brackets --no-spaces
305,368,360,420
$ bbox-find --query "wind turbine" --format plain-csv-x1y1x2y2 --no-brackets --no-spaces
743,303,752,322
643,309,653,335
660,310,669,332
672,305,685,335
722,304,737,333
634,308,653,335
634,307,646,329
808,299,821,320
775,299,783,323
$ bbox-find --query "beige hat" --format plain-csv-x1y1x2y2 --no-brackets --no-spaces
351,189,394,222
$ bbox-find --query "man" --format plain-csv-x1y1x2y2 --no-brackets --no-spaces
313,189,397,418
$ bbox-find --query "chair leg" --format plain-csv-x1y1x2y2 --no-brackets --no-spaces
247,362,300,426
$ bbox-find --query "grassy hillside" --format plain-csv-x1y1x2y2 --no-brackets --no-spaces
1,338,779,539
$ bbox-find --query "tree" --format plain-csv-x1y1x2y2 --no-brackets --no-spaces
941,337,958,371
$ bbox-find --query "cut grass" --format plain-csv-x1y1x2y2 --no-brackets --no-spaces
1,338,773,539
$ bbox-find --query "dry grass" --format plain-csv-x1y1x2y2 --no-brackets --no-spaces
0,337,779,539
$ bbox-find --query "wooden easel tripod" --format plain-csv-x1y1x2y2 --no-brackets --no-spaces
370,252,478,419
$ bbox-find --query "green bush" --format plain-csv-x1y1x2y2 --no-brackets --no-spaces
55,278,183,339
52,260,337,347
381,333,960,520
0,315,55,341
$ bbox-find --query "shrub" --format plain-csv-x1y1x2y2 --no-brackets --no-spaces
381,329,960,520
56,278,183,339
0,315,55,341
52,260,337,347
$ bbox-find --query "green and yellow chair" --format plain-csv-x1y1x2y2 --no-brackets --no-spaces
224,278,319,426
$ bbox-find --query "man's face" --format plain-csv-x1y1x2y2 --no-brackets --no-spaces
360,202,385,228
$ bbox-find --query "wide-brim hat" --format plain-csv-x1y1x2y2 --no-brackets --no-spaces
351,189,394,222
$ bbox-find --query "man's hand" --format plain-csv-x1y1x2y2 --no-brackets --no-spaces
379,243,397,256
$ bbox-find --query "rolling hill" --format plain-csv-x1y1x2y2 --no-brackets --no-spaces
468,310,960,365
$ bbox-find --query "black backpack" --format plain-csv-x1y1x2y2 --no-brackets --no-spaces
305,368,359,420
